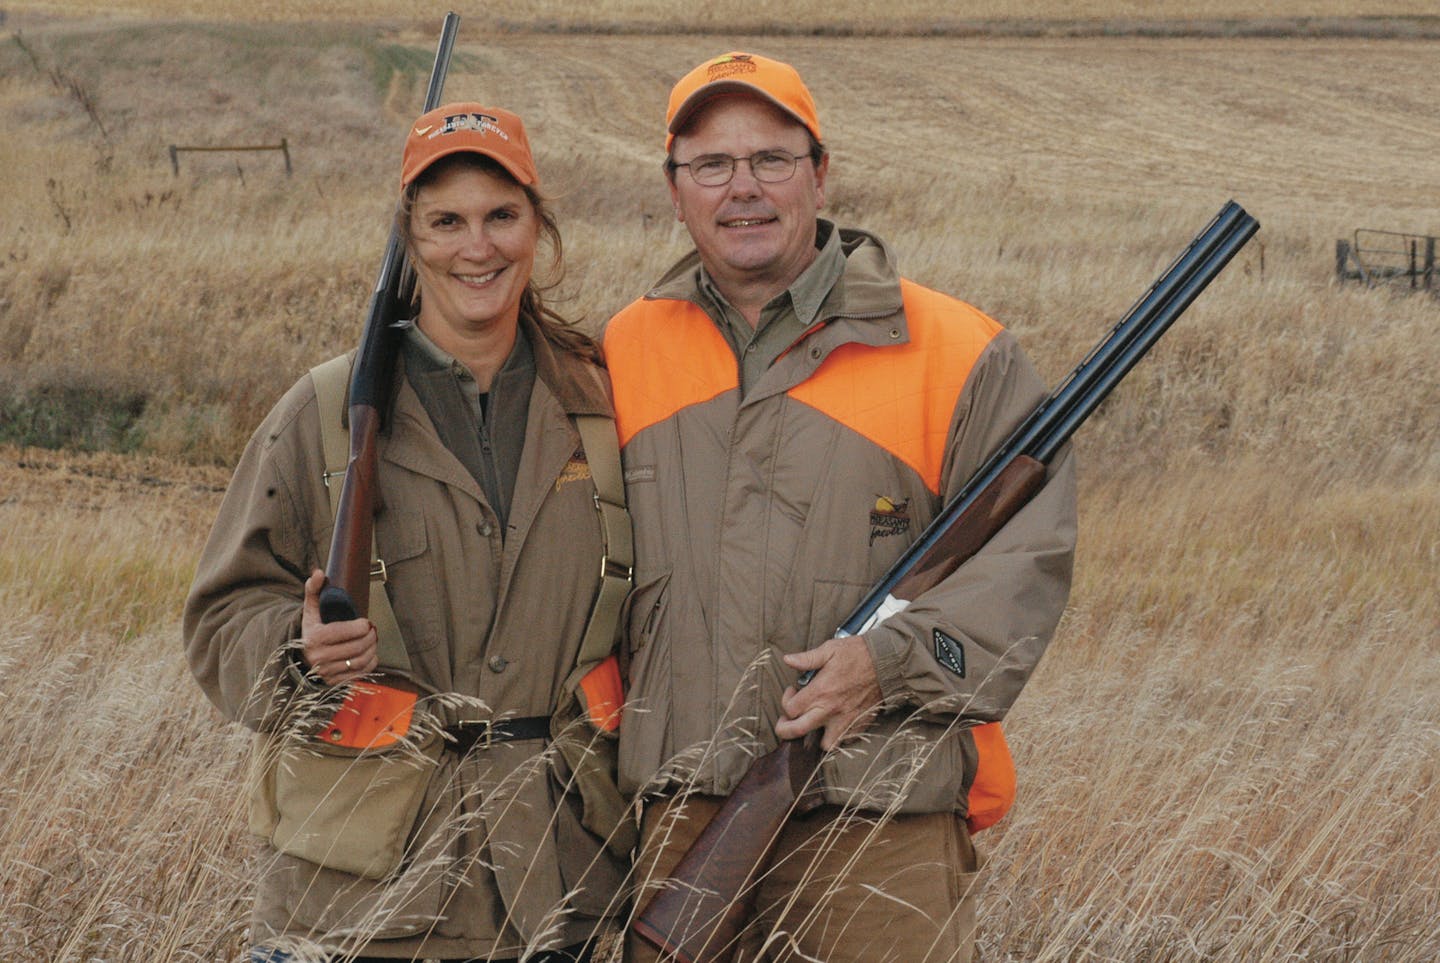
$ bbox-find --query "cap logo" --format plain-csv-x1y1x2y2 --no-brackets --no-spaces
705,54,757,81
434,111,510,142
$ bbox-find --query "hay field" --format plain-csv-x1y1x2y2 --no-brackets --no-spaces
2,6,1438,962
10,1,1440,31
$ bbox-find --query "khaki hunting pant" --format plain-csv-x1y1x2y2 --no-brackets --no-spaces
625,794,984,963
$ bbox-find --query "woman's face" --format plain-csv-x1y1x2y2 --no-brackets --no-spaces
409,162,539,342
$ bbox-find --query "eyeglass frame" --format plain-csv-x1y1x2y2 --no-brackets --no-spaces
664,142,828,187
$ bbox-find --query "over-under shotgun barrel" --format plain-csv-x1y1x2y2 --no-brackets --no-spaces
839,200,1258,638
633,201,1260,963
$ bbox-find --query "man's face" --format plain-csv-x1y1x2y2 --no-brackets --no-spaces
668,96,828,300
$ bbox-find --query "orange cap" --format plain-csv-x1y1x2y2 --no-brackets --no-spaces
665,52,821,151
400,102,539,190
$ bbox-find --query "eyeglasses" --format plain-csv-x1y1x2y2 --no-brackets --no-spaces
671,148,811,187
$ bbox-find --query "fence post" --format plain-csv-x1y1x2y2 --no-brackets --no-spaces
169,144,179,176
1335,239,1350,286
280,137,292,176
1426,236,1435,292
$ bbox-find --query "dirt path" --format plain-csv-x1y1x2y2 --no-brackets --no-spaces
0,444,230,522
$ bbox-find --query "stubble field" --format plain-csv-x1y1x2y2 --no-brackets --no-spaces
1,4,1437,961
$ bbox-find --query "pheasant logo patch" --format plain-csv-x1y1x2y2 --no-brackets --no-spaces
868,495,911,546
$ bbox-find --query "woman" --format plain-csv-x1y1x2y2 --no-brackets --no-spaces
184,104,628,962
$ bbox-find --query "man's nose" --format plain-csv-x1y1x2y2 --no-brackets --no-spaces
727,157,764,197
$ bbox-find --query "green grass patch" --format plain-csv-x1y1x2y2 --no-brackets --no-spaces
0,381,148,453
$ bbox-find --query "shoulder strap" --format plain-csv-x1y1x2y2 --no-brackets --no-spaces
309,355,412,674
574,413,632,668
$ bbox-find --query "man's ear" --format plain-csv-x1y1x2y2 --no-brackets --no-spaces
813,151,830,211
667,175,685,223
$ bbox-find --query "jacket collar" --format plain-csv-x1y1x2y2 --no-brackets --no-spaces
644,219,905,328
379,315,611,498
644,221,912,403
523,313,613,418
390,313,612,419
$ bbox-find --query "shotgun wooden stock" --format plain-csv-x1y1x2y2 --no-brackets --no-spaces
632,202,1259,961
631,736,823,963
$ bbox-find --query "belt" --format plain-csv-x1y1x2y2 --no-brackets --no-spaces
443,715,551,754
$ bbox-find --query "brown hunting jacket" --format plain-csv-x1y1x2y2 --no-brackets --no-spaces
183,318,624,958
604,227,1078,826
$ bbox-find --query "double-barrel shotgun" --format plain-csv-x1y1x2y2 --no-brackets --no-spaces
316,13,460,741
633,200,1261,963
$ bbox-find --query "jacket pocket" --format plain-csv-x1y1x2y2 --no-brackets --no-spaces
253,728,443,880
374,509,443,653
251,742,456,941
550,662,636,859
548,739,630,917
624,570,672,659
806,578,869,649
617,571,675,794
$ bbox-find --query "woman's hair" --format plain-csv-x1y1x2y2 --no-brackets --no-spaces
396,153,601,365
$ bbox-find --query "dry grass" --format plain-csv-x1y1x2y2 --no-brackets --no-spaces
1,6,1437,962
10,1,1440,30
0,450,252,958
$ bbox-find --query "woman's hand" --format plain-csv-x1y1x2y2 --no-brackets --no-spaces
299,569,379,686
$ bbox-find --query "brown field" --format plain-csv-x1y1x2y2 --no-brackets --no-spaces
1,4,1438,962
10,1,1440,29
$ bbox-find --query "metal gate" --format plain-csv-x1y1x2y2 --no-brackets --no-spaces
1336,229,1437,296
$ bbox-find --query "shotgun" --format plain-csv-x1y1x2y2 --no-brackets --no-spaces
632,200,1261,963
315,13,460,741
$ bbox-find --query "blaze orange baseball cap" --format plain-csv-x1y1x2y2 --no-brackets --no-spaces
400,102,539,190
665,52,822,151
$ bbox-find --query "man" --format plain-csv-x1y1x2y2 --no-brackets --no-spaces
604,52,1078,963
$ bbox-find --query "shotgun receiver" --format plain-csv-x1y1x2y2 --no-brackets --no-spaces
632,200,1260,963
315,13,459,740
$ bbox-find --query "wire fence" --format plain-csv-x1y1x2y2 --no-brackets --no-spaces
1336,229,1437,297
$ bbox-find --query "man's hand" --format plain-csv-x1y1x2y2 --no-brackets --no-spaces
775,635,883,751
299,569,378,686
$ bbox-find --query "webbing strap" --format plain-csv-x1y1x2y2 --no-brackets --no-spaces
574,414,632,668
309,359,628,684
309,354,412,674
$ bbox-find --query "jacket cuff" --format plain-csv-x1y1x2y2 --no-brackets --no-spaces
863,625,914,704
283,641,325,692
